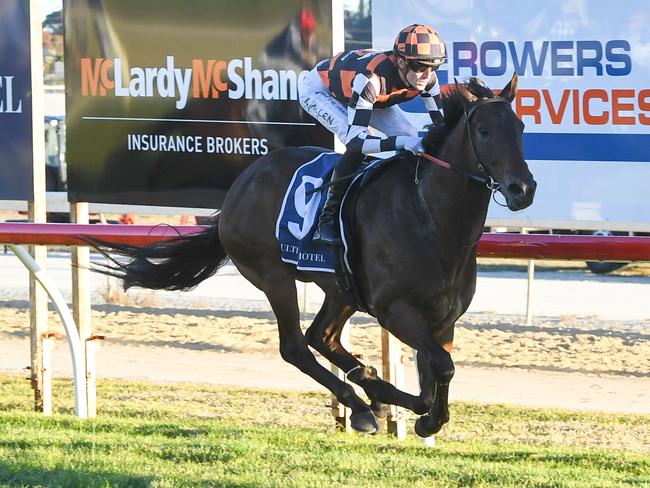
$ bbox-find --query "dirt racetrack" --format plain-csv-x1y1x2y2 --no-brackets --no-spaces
1,300,648,378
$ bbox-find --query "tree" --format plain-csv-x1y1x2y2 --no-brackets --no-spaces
43,10,63,35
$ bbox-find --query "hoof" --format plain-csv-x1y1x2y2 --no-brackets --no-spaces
371,400,391,419
414,414,445,438
350,411,379,434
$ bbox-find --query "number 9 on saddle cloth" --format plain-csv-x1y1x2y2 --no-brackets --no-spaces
276,151,389,308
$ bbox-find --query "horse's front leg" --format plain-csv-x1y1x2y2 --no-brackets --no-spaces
378,299,455,437
413,341,453,438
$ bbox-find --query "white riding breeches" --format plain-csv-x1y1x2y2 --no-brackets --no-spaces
298,67,419,146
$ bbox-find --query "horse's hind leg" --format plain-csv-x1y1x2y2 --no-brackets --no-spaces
304,294,359,371
304,294,391,417
305,294,429,417
260,272,379,433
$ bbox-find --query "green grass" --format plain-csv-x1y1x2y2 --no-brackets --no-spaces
0,374,648,488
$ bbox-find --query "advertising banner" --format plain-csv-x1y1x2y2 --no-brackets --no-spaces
0,1,33,200
65,0,334,208
372,0,650,230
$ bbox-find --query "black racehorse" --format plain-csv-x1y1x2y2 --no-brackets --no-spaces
92,73,536,437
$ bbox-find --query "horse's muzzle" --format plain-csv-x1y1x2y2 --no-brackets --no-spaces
504,177,537,211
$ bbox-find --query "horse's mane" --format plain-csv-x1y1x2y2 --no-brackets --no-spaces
421,77,495,155
440,77,496,128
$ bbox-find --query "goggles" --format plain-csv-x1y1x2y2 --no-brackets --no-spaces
406,59,443,72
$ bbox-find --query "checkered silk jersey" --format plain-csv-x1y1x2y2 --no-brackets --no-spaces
316,49,444,154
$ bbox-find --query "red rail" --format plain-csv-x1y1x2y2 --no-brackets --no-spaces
477,233,650,261
1,223,650,261
0,223,205,247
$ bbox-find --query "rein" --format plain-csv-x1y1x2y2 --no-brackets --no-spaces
417,152,497,189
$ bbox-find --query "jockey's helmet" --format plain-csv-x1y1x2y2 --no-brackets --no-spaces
393,24,446,69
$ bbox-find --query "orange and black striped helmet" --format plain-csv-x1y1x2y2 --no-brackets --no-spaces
393,24,446,67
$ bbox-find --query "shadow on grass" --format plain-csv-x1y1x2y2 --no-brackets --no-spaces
0,461,260,487
0,463,154,488
431,447,649,474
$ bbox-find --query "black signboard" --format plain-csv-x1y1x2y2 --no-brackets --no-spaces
0,1,33,200
65,0,334,208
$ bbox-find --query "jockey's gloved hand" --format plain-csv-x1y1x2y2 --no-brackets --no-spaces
423,122,447,152
397,136,424,155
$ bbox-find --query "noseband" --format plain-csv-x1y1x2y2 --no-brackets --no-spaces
418,96,512,193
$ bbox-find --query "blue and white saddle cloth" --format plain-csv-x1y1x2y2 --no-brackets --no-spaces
275,152,340,273
276,152,382,273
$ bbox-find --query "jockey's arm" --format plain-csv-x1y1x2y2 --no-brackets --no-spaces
343,73,415,155
421,78,445,126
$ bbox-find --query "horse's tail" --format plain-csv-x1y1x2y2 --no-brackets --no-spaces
88,215,228,291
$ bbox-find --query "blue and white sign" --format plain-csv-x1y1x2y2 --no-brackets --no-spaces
372,0,650,230
0,1,33,200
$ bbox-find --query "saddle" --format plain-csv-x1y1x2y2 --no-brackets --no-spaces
275,151,402,314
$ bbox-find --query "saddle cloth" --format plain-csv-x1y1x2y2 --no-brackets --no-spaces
275,151,382,274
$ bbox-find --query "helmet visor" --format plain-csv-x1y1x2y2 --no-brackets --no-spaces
416,56,446,68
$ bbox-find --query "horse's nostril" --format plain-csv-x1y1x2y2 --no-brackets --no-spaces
508,183,525,199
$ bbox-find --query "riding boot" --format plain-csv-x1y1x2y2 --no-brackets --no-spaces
313,150,364,245
313,170,346,245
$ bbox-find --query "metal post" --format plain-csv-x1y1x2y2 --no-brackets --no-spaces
11,244,88,418
28,223,49,413
40,333,55,415
28,0,48,414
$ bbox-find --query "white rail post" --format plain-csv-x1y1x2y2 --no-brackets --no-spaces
522,228,535,325
71,202,95,416
330,321,352,433
301,282,310,315
328,0,350,433
526,259,535,326
382,329,406,439
392,354,408,440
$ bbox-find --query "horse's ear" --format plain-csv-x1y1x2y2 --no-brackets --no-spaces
500,72,519,103
454,77,477,104
466,77,492,99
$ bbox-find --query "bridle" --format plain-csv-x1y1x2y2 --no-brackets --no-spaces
417,96,513,198
413,96,515,246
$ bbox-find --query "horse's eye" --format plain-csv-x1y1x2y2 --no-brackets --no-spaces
478,128,489,136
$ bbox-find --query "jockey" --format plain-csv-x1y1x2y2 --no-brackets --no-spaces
298,24,447,245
